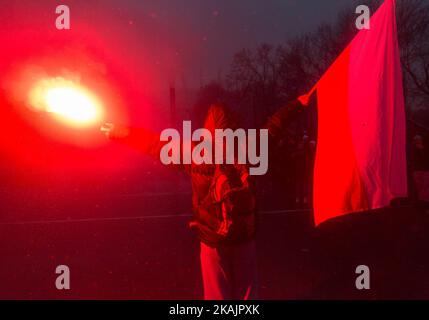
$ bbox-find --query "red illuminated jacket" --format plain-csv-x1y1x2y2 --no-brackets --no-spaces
112,101,303,246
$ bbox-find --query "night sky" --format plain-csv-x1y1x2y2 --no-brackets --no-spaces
0,0,362,166
2,0,356,90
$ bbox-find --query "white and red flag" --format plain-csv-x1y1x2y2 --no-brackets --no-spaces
308,0,408,225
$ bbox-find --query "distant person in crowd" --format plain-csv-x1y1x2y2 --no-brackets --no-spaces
292,132,315,208
411,135,429,204
305,140,317,206
292,134,306,208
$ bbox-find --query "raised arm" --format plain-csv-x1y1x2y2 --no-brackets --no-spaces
101,123,188,173
101,124,165,157
265,96,308,144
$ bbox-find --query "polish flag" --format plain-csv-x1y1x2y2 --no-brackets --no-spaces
311,0,408,225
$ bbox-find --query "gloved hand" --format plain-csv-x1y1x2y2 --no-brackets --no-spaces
100,123,130,139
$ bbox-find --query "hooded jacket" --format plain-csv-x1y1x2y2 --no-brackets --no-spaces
112,100,303,246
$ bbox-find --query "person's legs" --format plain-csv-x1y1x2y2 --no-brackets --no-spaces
200,242,232,300
231,240,258,300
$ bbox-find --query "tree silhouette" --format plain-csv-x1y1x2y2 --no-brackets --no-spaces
225,0,429,127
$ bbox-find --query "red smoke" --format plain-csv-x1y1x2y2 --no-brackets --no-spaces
0,5,159,175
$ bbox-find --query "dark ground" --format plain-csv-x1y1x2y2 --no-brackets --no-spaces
0,169,429,300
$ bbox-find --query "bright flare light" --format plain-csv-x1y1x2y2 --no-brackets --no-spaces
29,77,103,127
